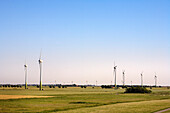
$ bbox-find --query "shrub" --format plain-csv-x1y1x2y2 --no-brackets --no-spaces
62,86,67,88
101,85,112,89
3,85,7,87
49,85,55,88
122,86,127,88
81,86,86,88
125,86,152,93
49,85,52,88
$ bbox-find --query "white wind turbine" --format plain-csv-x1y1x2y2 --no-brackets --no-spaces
24,60,28,89
38,51,43,91
141,72,143,87
113,62,117,89
122,70,125,86
154,73,157,87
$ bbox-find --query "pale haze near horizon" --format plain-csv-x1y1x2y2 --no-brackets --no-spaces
0,0,169,86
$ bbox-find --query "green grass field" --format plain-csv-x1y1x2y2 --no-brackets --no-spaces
0,87,170,113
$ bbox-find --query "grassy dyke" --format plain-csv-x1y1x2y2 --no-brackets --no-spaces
0,87,169,112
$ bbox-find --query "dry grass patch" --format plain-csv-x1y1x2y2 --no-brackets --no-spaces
0,95,53,99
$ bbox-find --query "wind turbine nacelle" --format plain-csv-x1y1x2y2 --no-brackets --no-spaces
39,59,43,63
114,66,117,69
24,65,28,67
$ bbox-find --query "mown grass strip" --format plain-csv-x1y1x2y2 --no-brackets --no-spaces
40,99,170,113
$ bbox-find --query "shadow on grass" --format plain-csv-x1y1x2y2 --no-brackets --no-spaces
69,101,99,104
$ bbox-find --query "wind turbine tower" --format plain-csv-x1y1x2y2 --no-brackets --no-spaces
38,51,43,91
122,70,125,86
113,62,117,88
141,72,143,87
24,61,28,89
155,73,157,87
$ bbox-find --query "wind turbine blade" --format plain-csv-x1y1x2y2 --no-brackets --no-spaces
40,49,42,59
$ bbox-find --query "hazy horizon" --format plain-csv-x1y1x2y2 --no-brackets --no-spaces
0,0,169,86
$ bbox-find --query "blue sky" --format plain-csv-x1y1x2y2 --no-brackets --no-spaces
0,0,169,85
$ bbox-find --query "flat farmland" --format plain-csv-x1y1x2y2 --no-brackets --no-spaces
0,87,170,113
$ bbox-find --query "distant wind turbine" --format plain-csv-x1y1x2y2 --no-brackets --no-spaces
122,70,125,86
38,50,43,91
155,73,157,87
24,60,28,89
141,72,143,87
113,62,117,89
86,81,88,86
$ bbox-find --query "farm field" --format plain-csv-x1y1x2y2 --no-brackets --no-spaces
0,87,170,113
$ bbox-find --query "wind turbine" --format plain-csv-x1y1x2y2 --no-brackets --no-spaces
86,81,88,86
154,73,157,87
24,60,28,89
141,72,143,87
113,62,117,89
122,70,125,86
38,51,43,91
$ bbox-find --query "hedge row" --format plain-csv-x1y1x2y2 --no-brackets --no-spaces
125,86,152,93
